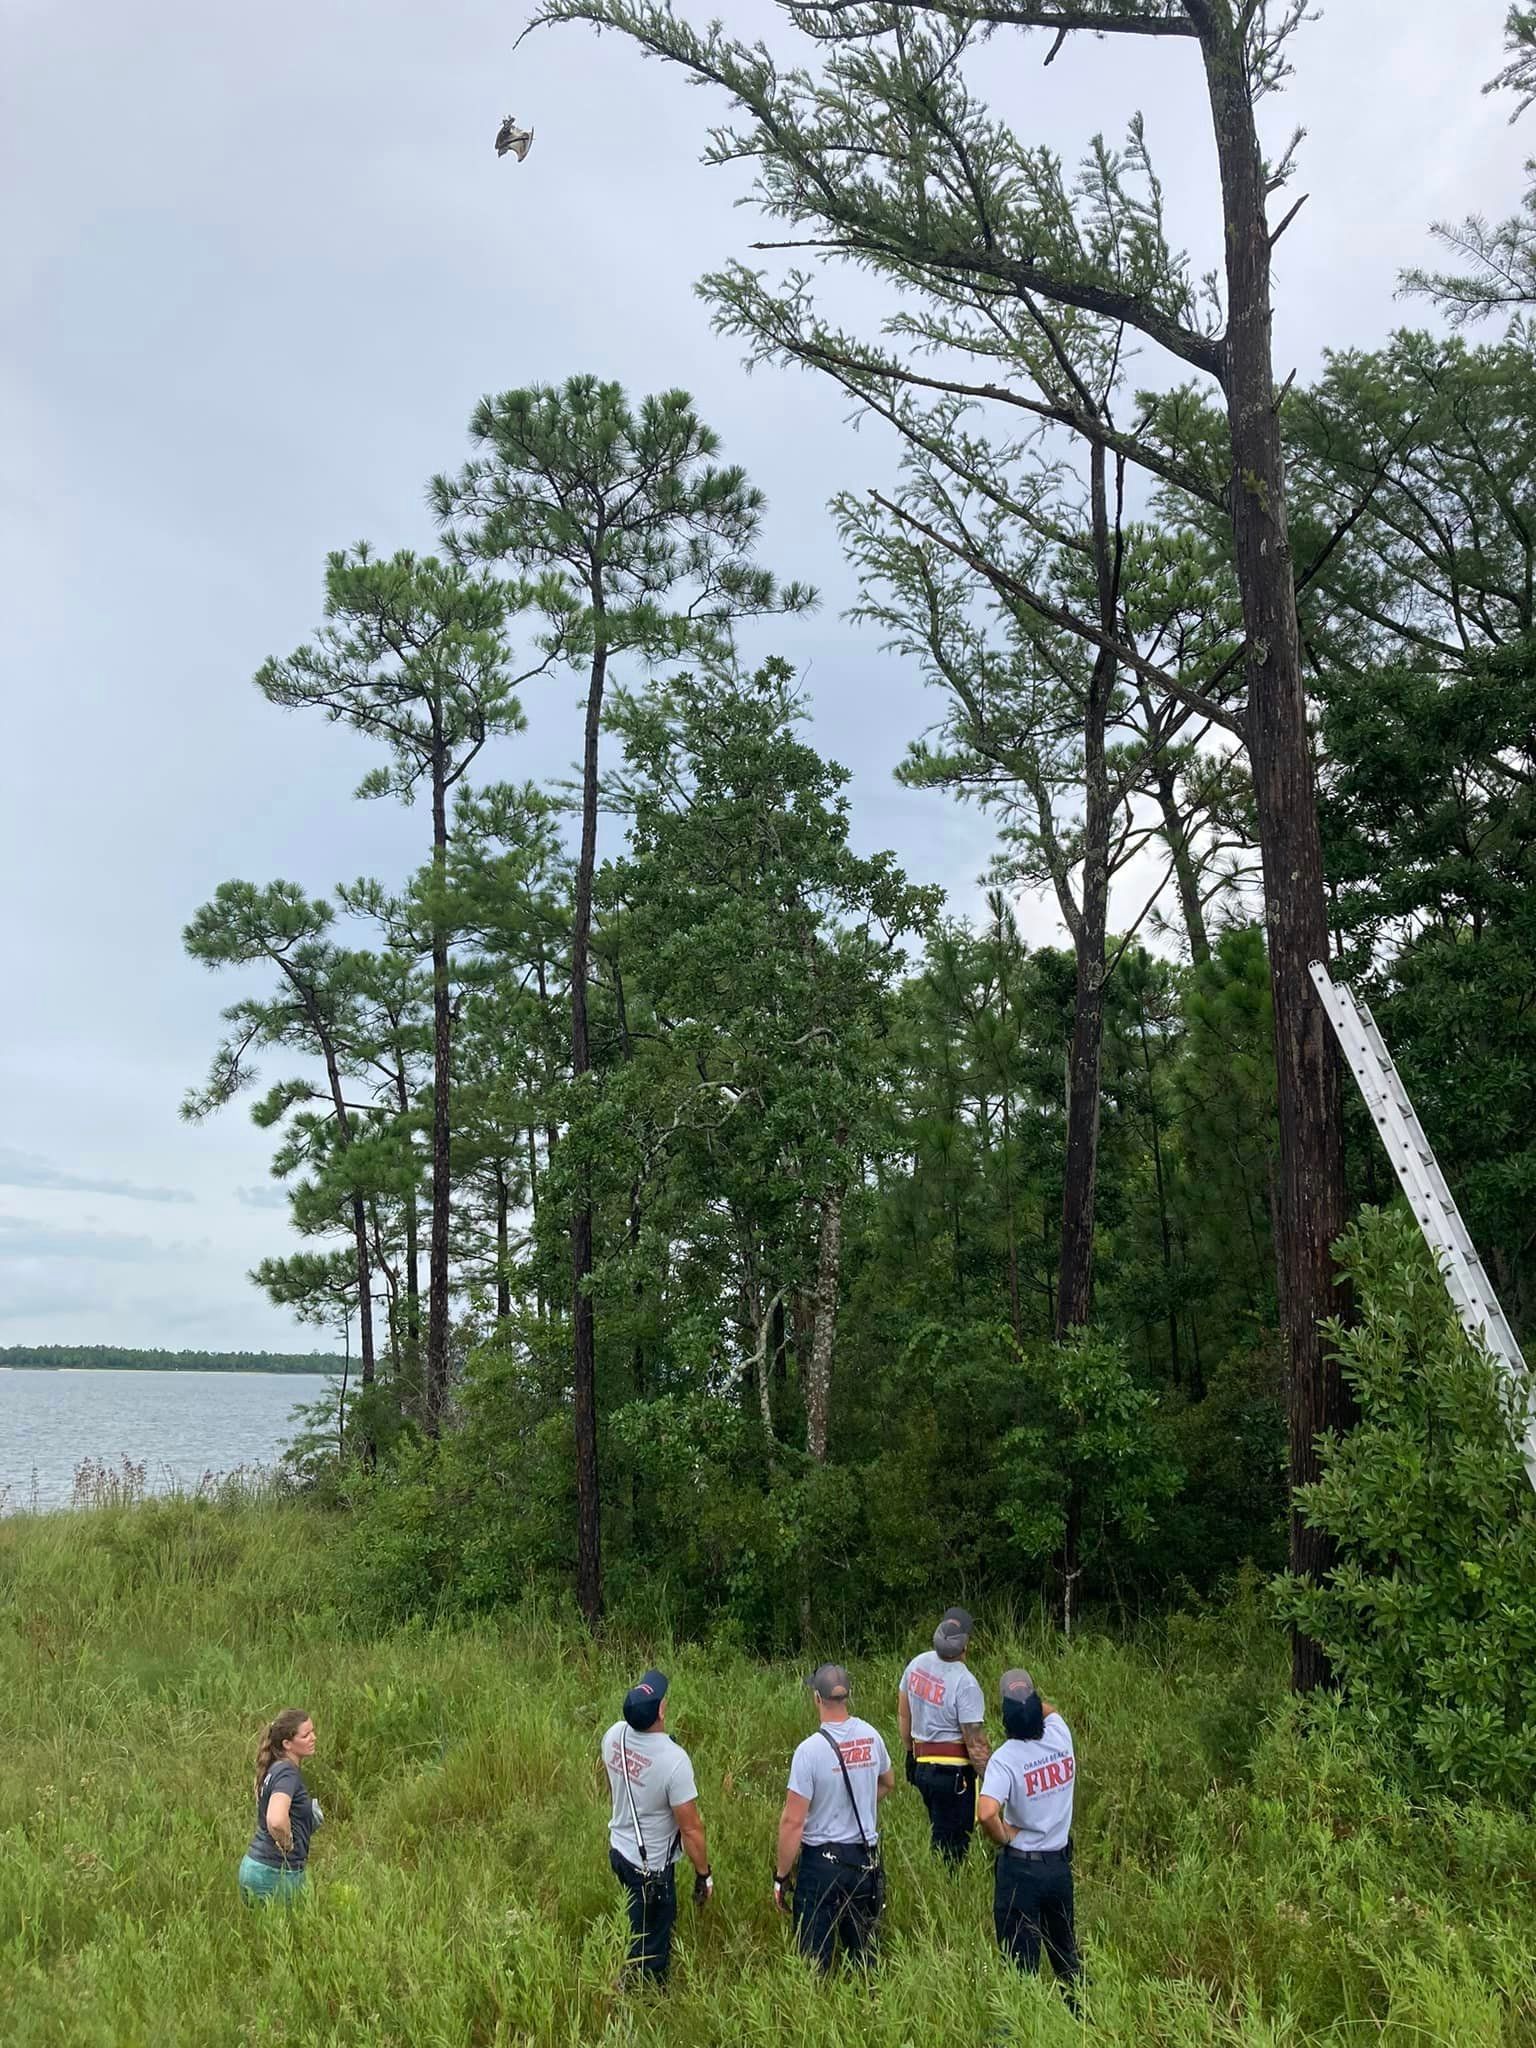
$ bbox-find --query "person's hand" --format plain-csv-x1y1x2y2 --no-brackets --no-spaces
773,1873,793,1914
272,1821,294,1856
904,1750,919,1787
693,1869,714,1906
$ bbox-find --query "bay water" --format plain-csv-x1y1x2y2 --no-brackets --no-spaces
0,1368,332,1511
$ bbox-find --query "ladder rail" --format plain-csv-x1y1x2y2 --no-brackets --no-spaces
1310,960,1536,1492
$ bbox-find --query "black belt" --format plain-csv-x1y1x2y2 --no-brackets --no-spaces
1005,1844,1069,1863
811,1840,880,1866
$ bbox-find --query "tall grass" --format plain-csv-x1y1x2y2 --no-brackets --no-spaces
2,1501,1533,2045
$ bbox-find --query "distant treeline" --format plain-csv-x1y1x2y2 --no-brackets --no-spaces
0,1347,341,1375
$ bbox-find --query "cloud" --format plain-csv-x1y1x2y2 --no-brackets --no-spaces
0,1147,193,1206
0,1215,194,1264
0,1276,113,1323
235,1184,290,1211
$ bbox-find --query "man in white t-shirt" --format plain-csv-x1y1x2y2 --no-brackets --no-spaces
898,1605,990,1864
600,1669,712,1984
977,1667,1080,2004
774,1663,895,1970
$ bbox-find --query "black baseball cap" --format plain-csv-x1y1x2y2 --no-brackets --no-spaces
806,1662,852,1701
622,1669,669,1729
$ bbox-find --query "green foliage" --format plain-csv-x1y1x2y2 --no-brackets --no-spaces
1278,1206,1536,1802
0,1346,339,1374
996,1328,1182,1574
9,1502,1536,2045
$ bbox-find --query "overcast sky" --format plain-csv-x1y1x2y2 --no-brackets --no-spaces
2,0,1529,1352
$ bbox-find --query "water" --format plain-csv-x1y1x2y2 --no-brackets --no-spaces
0,1369,333,1511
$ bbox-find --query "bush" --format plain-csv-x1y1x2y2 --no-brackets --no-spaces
1277,1205,1536,1801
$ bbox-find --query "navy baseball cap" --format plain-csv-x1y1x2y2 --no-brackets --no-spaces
806,1662,852,1701
622,1669,669,1729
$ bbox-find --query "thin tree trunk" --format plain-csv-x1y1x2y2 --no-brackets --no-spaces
278,956,376,1401
804,1169,848,1465
426,745,453,1434
1055,446,1116,1340
1002,1091,1024,1346
1197,14,1351,1693
1137,993,1182,1388
495,1163,512,1321
1153,746,1212,966
568,599,607,1626
391,1058,421,1418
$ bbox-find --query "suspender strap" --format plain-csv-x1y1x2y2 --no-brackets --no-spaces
818,1727,872,1854
619,1727,652,1877
619,1728,680,1878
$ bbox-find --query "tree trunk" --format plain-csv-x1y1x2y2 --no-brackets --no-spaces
282,960,376,1403
392,1061,421,1418
1153,748,1212,965
495,1163,512,1320
568,611,607,1626
1137,993,1182,1389
1197,16,1351,1692
426,746,454,1434
804,1170,847,1465
1002,1090,1024,1346
1055,446,1116,1341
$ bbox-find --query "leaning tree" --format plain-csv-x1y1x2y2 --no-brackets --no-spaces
530,0,1358,1686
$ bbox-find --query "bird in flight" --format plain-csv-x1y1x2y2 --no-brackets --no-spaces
495,115,534,161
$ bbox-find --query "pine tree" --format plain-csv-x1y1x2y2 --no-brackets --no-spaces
431,379,813,1622
256,549,536,1430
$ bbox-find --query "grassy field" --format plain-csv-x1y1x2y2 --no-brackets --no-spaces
3,1501,1535,2046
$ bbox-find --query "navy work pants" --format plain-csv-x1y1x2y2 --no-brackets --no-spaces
993,1848,1079,1993
792,1842,882,1971
610,1848,677,1982
914,1760,976,1864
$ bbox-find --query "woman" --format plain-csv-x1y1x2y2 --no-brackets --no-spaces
238,1707,322,1904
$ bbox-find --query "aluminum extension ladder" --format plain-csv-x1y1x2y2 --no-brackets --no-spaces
1309,959,1536,1492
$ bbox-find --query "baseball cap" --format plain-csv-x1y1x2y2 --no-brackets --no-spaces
622,1669,669,1729
934,1607,975,1655
806,1662,852,1701
1000,1667,1037,1704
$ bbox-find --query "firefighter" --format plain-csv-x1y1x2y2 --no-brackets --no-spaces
773,1663,894,1971
898,1606,989,1864
976,1668,1080,2005
600,1671,712,1986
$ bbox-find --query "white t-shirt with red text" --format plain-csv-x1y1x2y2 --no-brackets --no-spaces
980,1713,1076,1852
788,1718,891,1846
900,1650,984,1745
603,1722,697,1869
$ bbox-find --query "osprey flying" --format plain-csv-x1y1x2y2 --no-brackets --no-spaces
495,115,534,162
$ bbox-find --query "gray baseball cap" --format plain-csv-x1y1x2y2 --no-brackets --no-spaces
1000,1667,1037,1704
806,1662,852,1701
933,1612,974,1656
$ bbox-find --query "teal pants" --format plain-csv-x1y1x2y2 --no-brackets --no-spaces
238,1854,306,1904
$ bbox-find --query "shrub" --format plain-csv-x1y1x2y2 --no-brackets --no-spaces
1277,1205,1536,1801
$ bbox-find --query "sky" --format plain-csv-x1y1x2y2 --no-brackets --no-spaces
2,0,1530,1352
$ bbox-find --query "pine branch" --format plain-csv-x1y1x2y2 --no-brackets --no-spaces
868,487,1244,736
777,0,1198,36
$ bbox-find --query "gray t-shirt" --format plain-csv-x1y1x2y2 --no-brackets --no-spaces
980,1713,1076,1852
788,1718,891,1847
247,1760,323,1871
603,1722,698,1869
901,1650,984,1746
